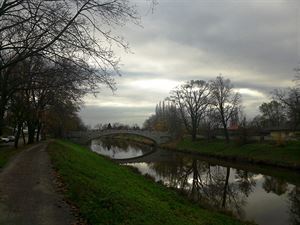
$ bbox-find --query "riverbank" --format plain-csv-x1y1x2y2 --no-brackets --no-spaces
48,140,253,225
0,142,76,225
0,144,24,168
162,138,300,170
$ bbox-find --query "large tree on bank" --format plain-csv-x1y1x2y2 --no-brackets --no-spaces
210,76,241,143
0,0,152,135
169,80,210,141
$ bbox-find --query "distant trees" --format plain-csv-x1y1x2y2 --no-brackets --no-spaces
144,76,241,142
252,76,300,131
273,88,300,130
199,106,220,140
248,75,300,134
144,75,299,143
143,101,183,137
258,100,286,128
6,57,92,147
0,0,152,146
44,101,86,139
94,122,140,131
210,76,241,143
169,80,210,141
0,0,148,137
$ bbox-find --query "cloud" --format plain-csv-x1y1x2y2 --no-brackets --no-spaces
80,0,300,125
79,105,154,127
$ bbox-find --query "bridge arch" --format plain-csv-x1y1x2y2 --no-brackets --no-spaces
68,130,171,145
88,131,157,145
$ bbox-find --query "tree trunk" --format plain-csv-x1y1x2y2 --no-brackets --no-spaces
191,131,196,141
22,127,26,145
222,121,230,143
222,167,230,208
36,121,41,142
0,107,5,136
27,121,36,144
191,120,197,141
191,159,199,199
0,74,9,136
41,124,46,140
14,123,22,148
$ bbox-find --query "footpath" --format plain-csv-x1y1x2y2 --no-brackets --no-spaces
0,142,76,225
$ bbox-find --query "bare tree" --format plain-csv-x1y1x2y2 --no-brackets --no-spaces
8,56,97,145
200,106,219,140
210,76,241,143
143,100,183,137
169,80,210,141
0,0,139,70
258,100,286,128
273,88,300,130
0,0,152,135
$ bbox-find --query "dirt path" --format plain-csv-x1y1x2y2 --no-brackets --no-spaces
0,142,76,225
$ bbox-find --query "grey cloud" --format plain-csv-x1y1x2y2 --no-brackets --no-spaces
81,0,299,125
79,105,154,126
123,0,299,79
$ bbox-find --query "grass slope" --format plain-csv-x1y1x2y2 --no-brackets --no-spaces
0,145,21,168
173,138,300,168
48,140,251,225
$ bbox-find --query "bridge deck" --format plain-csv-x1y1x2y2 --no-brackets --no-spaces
68,130,171,145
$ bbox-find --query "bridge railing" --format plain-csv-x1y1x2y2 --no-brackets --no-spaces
67,129,171,144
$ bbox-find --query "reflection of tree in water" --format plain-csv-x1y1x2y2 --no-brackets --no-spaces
288,186,300,225
149,157,256,219
235,170,256,197
263,176,288,196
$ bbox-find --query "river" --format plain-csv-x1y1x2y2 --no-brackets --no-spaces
90,138,300,225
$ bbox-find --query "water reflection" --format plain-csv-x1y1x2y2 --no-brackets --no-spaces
90,138,153,159
90,139,300,225
130,159,296,225
263,177,288,196
132,159,252,219
289,186,300,225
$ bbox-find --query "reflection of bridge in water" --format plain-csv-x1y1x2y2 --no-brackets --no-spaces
68,129,171,145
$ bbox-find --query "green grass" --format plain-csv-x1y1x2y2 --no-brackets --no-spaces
47,140,252,225
174,138,300,168
0,145,21,168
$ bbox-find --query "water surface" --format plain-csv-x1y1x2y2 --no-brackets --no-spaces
90,138,154,159
90,138,300,225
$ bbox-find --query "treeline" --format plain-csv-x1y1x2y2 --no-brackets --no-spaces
2,57,102,147
0,0,140,147
93,123,141,130
144,75,300,143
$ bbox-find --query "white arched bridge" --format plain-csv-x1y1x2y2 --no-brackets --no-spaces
67,129,171,145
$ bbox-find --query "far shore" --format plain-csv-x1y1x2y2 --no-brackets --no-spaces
103,134,300,170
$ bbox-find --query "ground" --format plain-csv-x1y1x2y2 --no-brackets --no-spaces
0,142,76,225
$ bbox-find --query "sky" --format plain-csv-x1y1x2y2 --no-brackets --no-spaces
79,0,300,127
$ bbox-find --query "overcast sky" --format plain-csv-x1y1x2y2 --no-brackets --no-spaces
80,0,300,127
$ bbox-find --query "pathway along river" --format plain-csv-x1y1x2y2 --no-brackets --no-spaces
90,138,300,225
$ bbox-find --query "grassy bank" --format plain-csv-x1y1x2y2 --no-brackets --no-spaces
164,138,300,169
47,140,251,225
0,145,22,168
